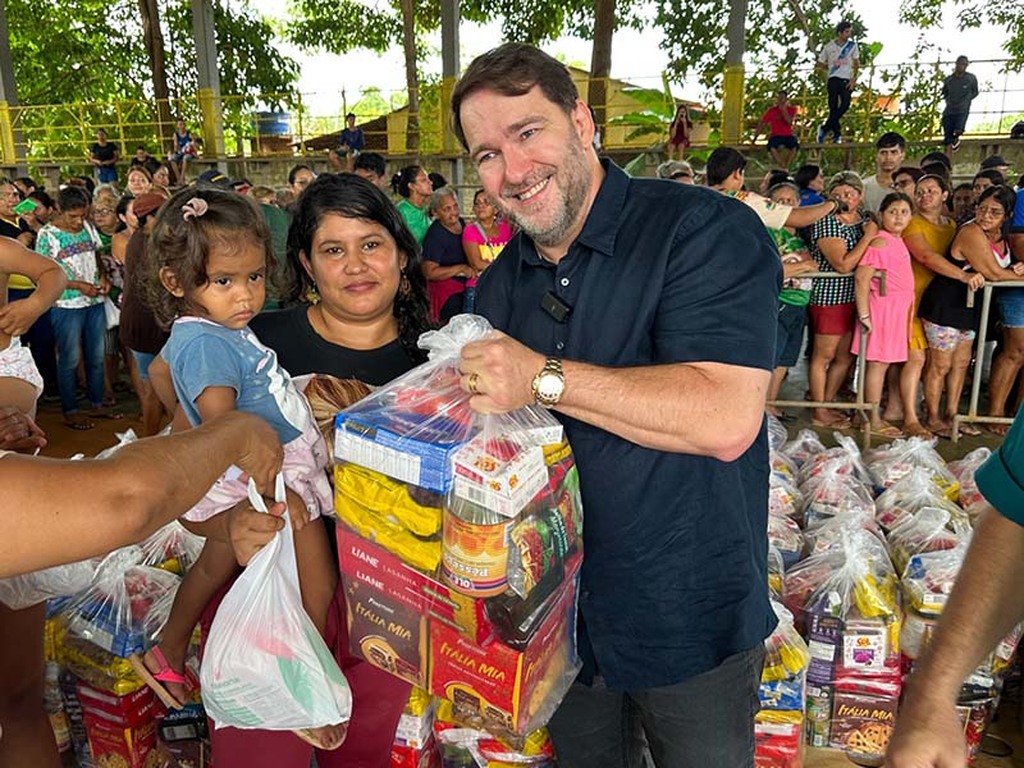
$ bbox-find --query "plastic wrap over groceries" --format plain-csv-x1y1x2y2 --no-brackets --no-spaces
756,602,809,768
783,530,901,763
865,436,959,501
333,315,582,739
0,430,147,610
887,506,971,577
782,429,827,469
766,413,789,452
201,478,352,732
0,557,101,611
947,447,992,516
874,467,968,533
64,547,180,658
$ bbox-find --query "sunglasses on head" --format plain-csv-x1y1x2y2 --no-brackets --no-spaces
671,171,692,180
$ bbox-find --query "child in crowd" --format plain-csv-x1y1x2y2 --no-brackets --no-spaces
852,192,916,438
35,185,118,430
765,182,817,419
135,188,344,751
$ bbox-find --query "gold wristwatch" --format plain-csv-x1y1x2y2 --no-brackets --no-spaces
531,358,565,408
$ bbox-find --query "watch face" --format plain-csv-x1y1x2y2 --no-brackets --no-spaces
537,372,564,399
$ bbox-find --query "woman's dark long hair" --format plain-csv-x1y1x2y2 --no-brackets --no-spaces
287,173,433,363
390,164,422,200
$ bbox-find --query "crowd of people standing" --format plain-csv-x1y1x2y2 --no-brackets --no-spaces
661,131,1023,441
2,42,1023,768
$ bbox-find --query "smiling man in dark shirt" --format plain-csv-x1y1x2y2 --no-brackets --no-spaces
451,43,780,767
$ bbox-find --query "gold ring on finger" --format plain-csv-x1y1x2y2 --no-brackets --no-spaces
468,372,480,395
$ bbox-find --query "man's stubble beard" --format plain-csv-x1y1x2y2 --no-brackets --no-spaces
496,134,593,249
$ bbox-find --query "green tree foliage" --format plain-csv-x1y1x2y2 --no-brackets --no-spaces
900,0,1024,68
286,0,647,145
165,2,298,106
7,0,147,105
285,0,442,149
653,0,952,145
7,0,298,162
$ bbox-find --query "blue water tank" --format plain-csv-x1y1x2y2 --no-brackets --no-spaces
252,111,291,136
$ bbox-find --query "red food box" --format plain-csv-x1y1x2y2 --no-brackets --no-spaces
83,708,159,768
427,577,577,736
829,689,898,764
77,681,164,728
390,738,439,768
755,714,804,768
338,526,493,645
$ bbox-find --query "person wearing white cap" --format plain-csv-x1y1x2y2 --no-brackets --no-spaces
656,160,695,184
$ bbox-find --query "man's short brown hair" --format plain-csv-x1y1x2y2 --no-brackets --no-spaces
451,43,579,152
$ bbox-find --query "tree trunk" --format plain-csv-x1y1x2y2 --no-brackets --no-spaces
722,0,747,143
139,0,173,154
587,0,614,143
399,0,419,153
725,0,746,67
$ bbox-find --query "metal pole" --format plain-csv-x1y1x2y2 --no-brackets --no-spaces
967,285,992,420
952,281,1024,439
765,272,881,447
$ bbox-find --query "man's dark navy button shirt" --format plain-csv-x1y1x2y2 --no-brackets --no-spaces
476,161,781,690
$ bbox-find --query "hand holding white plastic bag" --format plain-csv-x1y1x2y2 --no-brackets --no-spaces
201,476,352,743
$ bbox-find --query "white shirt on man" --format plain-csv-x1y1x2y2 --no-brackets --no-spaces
818,39,859,81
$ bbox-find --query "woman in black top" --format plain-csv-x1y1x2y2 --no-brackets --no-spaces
918,186,1022,435
206,174,432,768
421,186,471,323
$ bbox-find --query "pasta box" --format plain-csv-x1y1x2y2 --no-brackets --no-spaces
427,576,578,736
346,579,429,687
337,526,493,645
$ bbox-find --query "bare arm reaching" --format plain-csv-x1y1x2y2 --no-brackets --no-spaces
0,237,67,337
0,411,283,577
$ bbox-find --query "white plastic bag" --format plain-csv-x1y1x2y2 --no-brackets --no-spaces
0,557,100,610
103,296,121,330
201,477,352,732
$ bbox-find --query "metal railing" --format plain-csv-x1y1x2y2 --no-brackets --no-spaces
767,271,887,449
951,281,1024,441
1,55,1020,173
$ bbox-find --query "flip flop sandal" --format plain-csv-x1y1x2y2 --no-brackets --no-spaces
129,648,186,710
294,727,344,751
903,424,934,439
870,423,905,439
87,407,124,420
811,417,852,429
959,423,982,436
63,415,95,431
